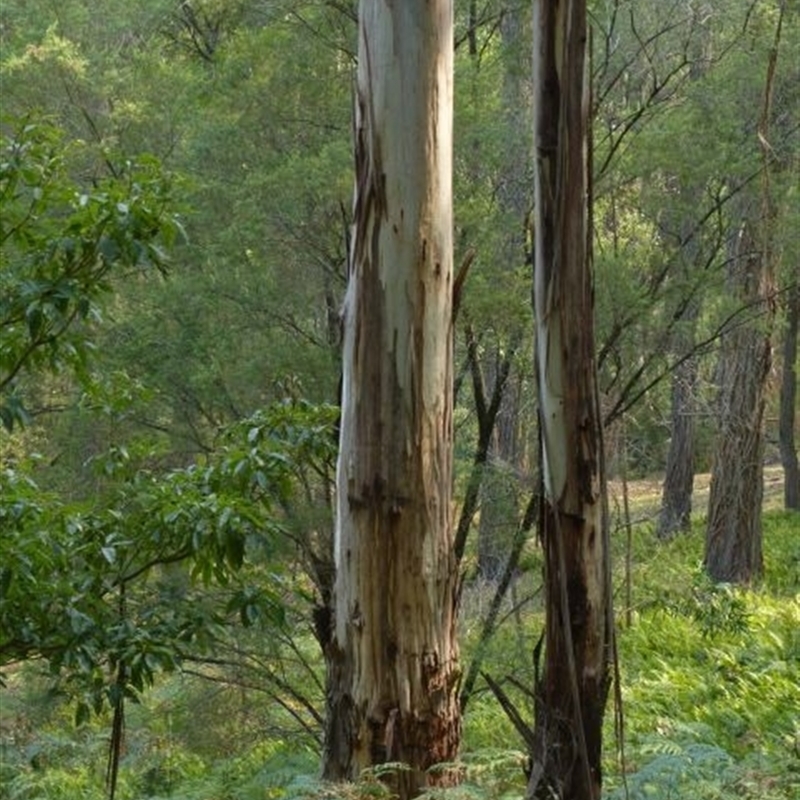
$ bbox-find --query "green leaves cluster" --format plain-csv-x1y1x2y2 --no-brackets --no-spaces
0,401,338,723
0,116,180,430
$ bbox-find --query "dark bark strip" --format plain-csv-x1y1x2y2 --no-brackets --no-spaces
705,1,785,583
528,2,613,799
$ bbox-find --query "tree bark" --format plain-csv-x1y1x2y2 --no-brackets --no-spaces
529,1,612,798
705,218,770,583
779,273,799,510
655,11,712,539
322,3,460,797
705,3,784,583
657,327,698,538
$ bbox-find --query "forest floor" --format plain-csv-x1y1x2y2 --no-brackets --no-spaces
607,463,787,525
1,469,795,800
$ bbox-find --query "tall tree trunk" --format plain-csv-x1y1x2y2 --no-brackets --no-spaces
529,1,612,798
322,3,460,797
705,3,784,583
779,273,799,509
656,9,712,540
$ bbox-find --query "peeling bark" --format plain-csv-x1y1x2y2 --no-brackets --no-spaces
322,3,460,797
529,1,612,798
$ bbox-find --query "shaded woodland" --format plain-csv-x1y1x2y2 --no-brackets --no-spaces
0,1,798,799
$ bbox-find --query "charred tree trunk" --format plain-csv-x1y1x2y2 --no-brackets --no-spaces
322,3,460,797
779,273,799,510
529,1,613,798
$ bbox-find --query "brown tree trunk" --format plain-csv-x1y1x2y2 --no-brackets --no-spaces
705,3,784,583
656,12,711,539
779,274,799,509
657,344,698,538
529,1,612,798
322,2,460,797
705,220,770,583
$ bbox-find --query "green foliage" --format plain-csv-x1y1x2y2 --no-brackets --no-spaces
0,400,338,723
670,571,752,637
2,496,796,799
0,115,179,429
606,737,738,800
605,511,800,800
1,2,798,799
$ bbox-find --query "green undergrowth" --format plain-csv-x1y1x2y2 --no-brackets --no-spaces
1,511,797,799
603,508,799,800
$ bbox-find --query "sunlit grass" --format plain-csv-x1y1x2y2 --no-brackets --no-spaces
602,508,799,800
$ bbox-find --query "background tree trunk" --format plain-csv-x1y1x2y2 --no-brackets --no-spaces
322,2,460,797
705,217,770,582
477,357,522,580
779,272,799,510
656,14,711,540
529,1,612,798
657,346,698,538
476,6,529,581
705,3,783,583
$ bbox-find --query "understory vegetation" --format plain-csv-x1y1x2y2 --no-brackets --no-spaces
2,508,797,800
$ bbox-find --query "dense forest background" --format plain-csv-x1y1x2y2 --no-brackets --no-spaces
1,1,798,798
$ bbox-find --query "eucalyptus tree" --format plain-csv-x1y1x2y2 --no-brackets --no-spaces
528,0,612,797
324,1,460,795
590,1,737,446
775,9,800,512
589,0,797,543
653,8,713,538
590,0,722,498
704,210,771,582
